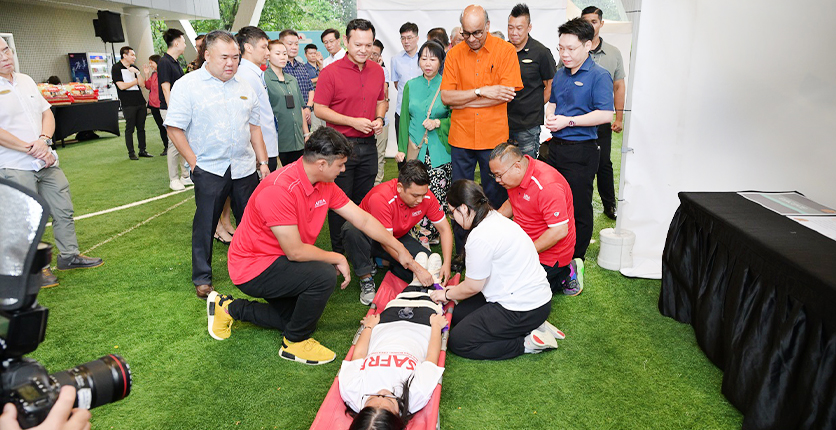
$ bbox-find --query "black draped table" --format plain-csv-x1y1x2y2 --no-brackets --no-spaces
660,192,836,430
50,100,120,143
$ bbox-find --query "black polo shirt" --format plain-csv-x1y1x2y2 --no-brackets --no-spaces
156,53,184,110
507,37,557,131
111,62,146,107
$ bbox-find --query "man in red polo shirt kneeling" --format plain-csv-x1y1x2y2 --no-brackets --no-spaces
488,143,583,296
207,128,433,366
343,160,454,305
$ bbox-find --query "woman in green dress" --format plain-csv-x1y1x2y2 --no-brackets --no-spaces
397,41,452,245
266,39,309,168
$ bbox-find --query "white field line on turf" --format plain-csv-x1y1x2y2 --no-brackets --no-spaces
79,195,194,256
46,188,192,227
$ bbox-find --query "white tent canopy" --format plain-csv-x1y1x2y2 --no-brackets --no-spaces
617,0,836,278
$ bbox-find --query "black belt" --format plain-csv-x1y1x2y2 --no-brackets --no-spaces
346,136,375,144
551,138,597,146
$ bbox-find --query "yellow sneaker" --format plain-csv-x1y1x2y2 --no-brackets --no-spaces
279,337,336,365
207,291,234,340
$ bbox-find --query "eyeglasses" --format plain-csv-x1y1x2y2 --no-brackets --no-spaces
489,157,522,180
400,35,417,42
461,29,485,40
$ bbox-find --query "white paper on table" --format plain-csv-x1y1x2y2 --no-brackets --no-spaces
789,216,836,241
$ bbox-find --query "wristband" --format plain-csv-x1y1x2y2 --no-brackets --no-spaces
444,288,450,301
303,105,311,110
374,116,384,123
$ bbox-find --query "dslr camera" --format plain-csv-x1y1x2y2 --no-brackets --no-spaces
0,178,132,428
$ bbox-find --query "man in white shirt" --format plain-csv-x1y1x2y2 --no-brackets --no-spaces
0,38,103,287
235,26,279,170
164,30,271,299
390,22,422,142
320,28,346,69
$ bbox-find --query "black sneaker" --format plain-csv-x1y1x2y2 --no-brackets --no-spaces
160,150,168,156
138,152,153,158
359,277,376,306
56,254,104,270
129,154,139,160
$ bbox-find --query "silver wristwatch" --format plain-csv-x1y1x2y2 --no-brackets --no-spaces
40,136,53,146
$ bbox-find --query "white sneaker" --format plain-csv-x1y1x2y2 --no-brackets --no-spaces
524,327,558,354
539,320,566,340
170,179,186,191
427,253,443,285
408,252,429,286
180,176,193,186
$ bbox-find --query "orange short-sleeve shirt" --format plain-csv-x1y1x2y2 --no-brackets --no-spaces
441,34,523,150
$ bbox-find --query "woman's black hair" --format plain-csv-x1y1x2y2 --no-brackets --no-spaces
345,377,415,429
417,40,446,75
447,179,492,233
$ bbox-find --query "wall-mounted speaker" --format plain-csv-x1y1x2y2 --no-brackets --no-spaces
93,11,125,43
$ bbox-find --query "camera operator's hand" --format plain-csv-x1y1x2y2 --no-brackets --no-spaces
0,386,91,430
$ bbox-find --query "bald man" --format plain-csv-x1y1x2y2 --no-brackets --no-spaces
440,4,523,260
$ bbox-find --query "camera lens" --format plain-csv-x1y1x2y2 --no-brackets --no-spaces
49,354,131,409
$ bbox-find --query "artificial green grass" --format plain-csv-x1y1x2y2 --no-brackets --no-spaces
28,124,742,429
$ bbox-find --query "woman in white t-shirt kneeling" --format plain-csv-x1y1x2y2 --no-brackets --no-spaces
339,254,448,429
430,179,561,360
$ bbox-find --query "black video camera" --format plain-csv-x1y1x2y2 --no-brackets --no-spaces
0,178,132,428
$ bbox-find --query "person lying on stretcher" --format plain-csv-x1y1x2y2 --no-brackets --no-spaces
339,252,447,430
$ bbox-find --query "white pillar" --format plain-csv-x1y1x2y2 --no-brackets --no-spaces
123,8,155,67
231,0,266,32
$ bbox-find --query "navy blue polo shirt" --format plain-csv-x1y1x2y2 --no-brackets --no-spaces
549,55,613,141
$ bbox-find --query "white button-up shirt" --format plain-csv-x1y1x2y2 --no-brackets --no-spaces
390,50,422,114
322,48,346,69
236,58,278,158
164,65,259,180
0,72,49,171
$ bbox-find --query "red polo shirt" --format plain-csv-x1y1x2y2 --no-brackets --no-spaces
228,160,350,284
507,156,576,267
359,179,445,239
313,55,385,138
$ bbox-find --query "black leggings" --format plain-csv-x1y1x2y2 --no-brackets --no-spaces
149,106,168,150
448,293,550,360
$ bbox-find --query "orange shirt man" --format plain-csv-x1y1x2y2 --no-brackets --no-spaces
440,4,523,254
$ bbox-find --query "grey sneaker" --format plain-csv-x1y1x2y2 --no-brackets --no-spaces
56,254,103,270
539,320,566,340
41,267,58,288
523,327,558,354
359,277,376,306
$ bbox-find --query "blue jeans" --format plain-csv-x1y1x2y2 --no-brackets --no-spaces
509,126,542,159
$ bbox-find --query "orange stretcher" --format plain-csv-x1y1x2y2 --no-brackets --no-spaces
309,272,459,430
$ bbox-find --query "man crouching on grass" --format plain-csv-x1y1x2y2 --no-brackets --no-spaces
205,127,433,365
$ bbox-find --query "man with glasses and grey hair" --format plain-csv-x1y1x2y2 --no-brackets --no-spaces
164,30,271,299
440,4,523,266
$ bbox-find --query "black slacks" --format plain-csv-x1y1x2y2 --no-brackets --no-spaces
328,138,377,253
596,123,616,210
122,104,146,155
342,222,428,282
449,293,551,360
229,256,337,342
547,139,599,260
191,166,258,286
